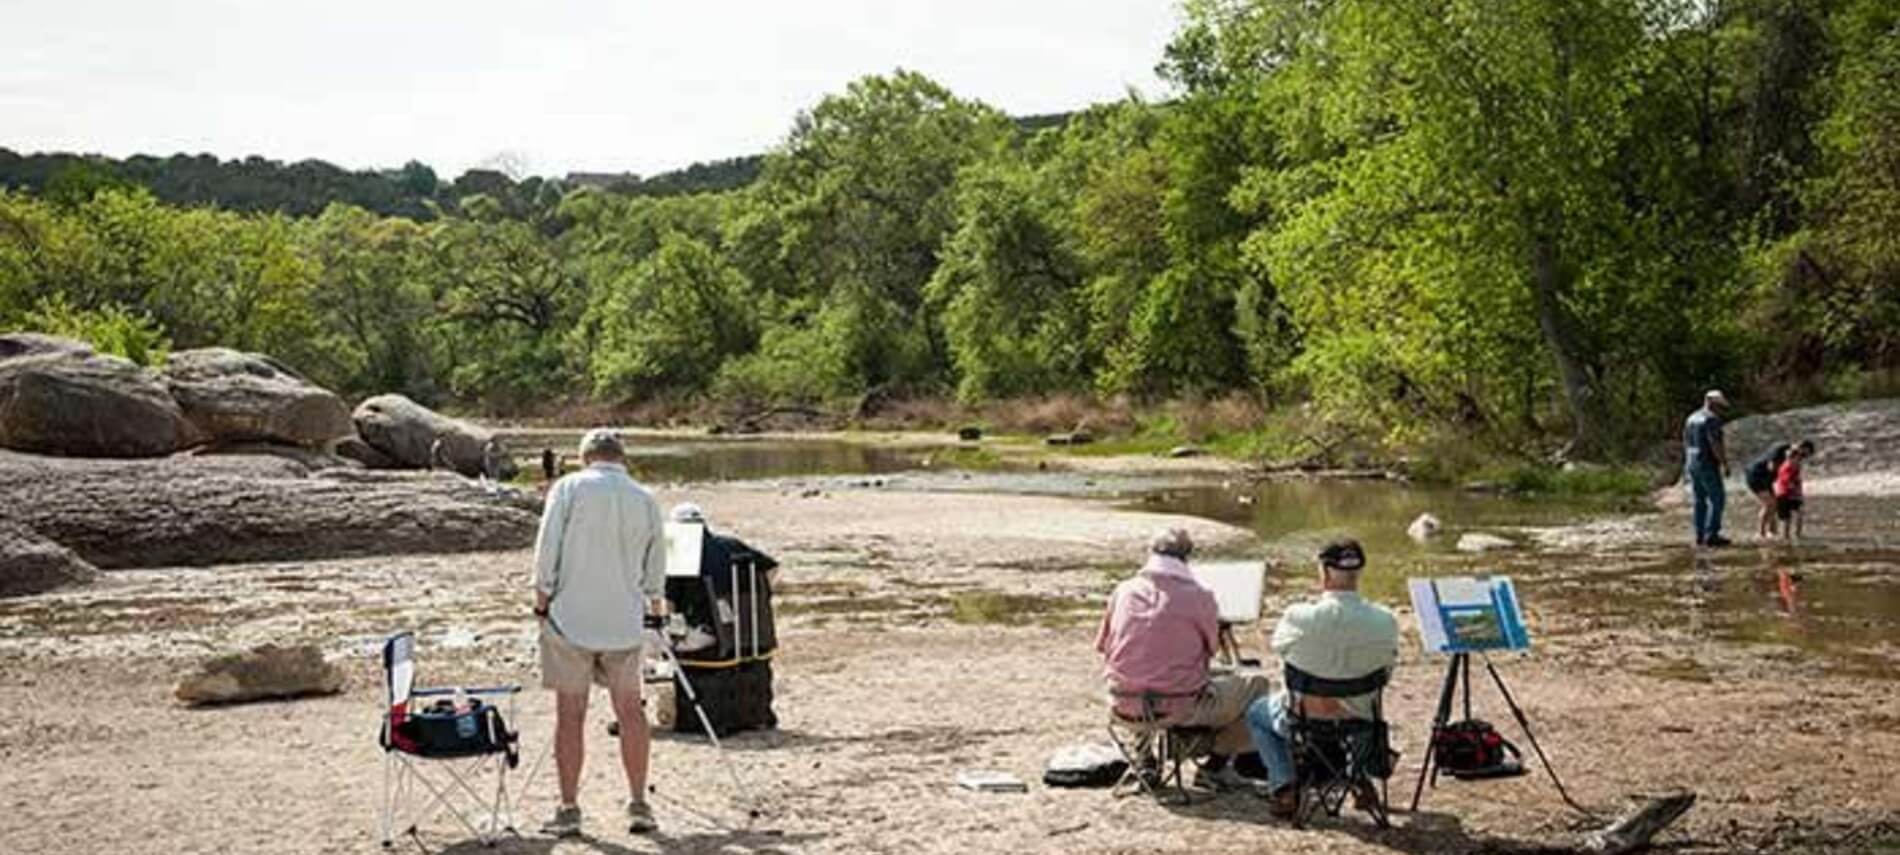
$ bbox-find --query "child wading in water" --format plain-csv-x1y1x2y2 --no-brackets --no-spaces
1774,440,1814,543
1745,442,1792,539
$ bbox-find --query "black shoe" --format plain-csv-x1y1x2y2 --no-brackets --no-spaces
1706,535,1732,547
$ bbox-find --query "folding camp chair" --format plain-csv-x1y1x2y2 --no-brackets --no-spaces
378,632,522,848
1105,690,1216,804
1284,664,1394,828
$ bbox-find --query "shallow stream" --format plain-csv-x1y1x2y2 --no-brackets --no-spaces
497,430,1899,678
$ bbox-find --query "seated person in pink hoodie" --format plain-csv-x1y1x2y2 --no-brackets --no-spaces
1096,527,1272,791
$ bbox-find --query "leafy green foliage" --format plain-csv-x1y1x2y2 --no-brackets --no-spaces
3,11,1896,459
580,233,756,398
23,293,171,366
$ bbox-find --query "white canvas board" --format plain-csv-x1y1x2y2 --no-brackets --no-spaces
955,770,1028,793
1408,578,1451,652
664,521,704,578
1433,576,1492,607
1192,561,1268,624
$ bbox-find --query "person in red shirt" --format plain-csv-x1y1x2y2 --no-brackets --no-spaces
1773,440,1814,543
1097,527,1273,791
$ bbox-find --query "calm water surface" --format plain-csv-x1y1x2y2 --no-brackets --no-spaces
496,430,1898,675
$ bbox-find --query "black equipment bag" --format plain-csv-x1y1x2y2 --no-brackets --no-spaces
1042,744,1128,788
667,531,779,663
674,659,776,737
1432,718,1522,779
393,698,520,765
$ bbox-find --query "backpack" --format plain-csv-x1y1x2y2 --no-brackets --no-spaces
1431,719,1523,779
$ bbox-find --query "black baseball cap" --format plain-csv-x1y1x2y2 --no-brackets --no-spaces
1319,538,1366,571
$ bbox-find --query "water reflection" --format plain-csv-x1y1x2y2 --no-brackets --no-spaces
497,431,940,484
1147,480,1898,677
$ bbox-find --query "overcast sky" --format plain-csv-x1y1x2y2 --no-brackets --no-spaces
2,0,1180,178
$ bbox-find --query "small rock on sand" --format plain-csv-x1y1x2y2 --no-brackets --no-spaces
1456,532,1516,553
1167,446,1205,458
175,644,345,706
1407,513,1443,542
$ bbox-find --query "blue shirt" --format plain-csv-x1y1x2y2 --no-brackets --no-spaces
1683,406,1723,472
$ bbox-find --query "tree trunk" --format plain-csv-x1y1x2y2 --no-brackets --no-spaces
1529,234,1612,459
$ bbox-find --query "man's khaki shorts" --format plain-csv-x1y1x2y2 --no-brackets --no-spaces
539,623,642,695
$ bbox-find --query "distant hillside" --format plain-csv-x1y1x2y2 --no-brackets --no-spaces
1013,112,1075,134
0,111,1073,218
566,155,764,197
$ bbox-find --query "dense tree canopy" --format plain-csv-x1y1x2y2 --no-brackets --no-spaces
4,2,1897,457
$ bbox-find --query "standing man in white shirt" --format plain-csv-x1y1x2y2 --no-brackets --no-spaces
1248,538,1399,818
532,429,667,837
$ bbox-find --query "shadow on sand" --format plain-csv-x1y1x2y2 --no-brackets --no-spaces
1153,791,1582,854
427,824,827,855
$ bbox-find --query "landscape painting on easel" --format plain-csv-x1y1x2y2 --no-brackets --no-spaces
1409,576,1530,653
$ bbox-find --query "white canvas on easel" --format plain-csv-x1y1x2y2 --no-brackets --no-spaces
1192,561,1268,624
664,521,704,578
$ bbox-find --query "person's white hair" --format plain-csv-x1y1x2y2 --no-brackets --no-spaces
670,502,706,524
1705,389,1729,407
578,428,624,459
1149,526,1194,559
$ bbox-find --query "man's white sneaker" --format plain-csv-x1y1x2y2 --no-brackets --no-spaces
627,799,658,834
541,805,582,838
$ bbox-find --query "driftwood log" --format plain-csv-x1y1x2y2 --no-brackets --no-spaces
1585,792,1697,855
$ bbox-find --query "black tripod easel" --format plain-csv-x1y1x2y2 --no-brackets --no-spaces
1409,651,1593,816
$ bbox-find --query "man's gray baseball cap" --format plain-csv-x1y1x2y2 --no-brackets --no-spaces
579,428,625,458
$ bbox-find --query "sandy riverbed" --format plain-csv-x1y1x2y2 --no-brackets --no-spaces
1,484,1896,854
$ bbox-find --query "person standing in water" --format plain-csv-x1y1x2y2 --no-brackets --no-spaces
1682,390,1732,548
1774,440,1812,543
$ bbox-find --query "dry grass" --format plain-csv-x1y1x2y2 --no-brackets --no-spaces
975,394,1139,436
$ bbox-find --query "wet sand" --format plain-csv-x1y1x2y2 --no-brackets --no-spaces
2,485,1897,854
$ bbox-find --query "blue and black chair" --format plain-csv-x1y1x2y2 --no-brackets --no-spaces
1284,664,1395,828
377,632,522,847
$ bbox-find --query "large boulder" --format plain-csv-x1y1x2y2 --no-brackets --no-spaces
354,394,516,479
163,348,353,448
1725,398,1900,477
0,449,539,570
335,434,399,469
0,333,195,457
0,520,97,597
175,644,345,706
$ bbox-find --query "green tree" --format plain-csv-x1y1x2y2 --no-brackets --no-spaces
23,293,171,366
735,71,1014,399
426,216,582,409
1232,0,1719,455
927,158,1087,401
579,233,756,399
302,204,438,398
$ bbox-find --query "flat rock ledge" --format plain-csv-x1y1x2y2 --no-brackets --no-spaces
0,449,540,572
